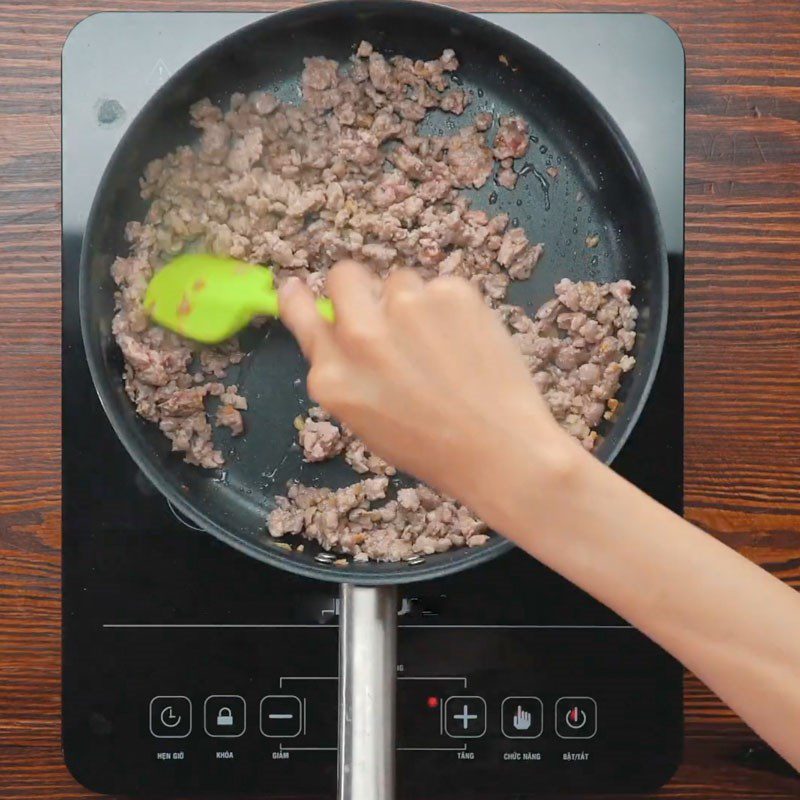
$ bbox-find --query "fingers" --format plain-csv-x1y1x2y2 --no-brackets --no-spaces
324,260,387,357
279,277,332,361
383,268,424,316
326,259,382,320
384,268,424,295
426,274,482,307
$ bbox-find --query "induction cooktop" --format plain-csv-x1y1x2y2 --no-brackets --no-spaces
62,12,685,797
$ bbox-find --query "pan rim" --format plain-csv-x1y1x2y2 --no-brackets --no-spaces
79,0,668,586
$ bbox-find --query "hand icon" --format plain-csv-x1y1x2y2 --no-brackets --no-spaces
512,705,531,731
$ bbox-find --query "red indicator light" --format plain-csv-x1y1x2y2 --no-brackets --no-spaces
427,696,439,709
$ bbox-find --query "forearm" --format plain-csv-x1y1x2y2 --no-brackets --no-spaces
279,262,800,767
472,429,800,771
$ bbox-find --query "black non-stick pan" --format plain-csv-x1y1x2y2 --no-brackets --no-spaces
80,2,668,796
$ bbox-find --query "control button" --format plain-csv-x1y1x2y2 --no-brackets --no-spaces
150,696,192,738
555,697,597,739
501,697,544,739
260,695,302,738
204,695,246,738
444,696,486,738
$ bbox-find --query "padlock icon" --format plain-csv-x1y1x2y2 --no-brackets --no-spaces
217,707,234,727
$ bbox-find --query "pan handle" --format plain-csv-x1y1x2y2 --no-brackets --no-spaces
338,583,397,800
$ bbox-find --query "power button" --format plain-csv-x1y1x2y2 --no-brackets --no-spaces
555,697,597,739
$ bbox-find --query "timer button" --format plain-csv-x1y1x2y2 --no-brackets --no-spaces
150,696,192,739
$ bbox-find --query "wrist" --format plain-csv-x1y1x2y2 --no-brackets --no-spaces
463,414,588,546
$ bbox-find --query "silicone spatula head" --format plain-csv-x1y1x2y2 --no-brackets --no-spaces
143,253,334,344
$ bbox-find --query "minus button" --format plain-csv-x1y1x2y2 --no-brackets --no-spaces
260,695,303,738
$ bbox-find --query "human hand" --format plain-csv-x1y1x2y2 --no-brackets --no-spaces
279,260,575,517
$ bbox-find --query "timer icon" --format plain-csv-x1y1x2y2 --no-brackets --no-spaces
160,705,182,728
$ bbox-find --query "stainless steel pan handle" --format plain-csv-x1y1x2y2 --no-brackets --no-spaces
338,584,397,800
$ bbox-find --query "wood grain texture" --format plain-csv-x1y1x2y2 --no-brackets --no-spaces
1,0,799,797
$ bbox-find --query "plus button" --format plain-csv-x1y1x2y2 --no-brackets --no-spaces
444,696,487,738
453,703,478,729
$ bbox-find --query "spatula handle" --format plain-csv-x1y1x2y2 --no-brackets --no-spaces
254,293,334,322
315,297,335,322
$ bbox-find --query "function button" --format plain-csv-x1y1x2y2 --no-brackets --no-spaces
150,696,192,739
501,697,544,739
555,697,597,739
444,696,487,738
260,695,302,738
204,695,246,738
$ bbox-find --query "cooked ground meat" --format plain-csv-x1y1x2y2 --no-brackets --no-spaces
216,404,244,436
497,167,518,190
297,407,396,476
343,438,397,477
492,115,530,160
268,478,488,562
112,42,637,561
474,111,493,131
299,419,346,462
446,127,494,188
499,278,638,452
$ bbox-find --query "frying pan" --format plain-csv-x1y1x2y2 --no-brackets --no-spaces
80,2,668,797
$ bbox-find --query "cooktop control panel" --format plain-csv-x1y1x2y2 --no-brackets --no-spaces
63,566,682,796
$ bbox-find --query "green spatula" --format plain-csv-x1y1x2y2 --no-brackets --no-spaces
144,253,334,344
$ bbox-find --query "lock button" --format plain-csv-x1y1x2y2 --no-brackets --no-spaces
204,695,246,738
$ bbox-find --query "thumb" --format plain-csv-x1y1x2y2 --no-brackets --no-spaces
279,278,331,361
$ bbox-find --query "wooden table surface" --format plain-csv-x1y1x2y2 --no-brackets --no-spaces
1,0,799,798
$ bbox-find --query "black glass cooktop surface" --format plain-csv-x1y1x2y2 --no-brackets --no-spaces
62,12,685,797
